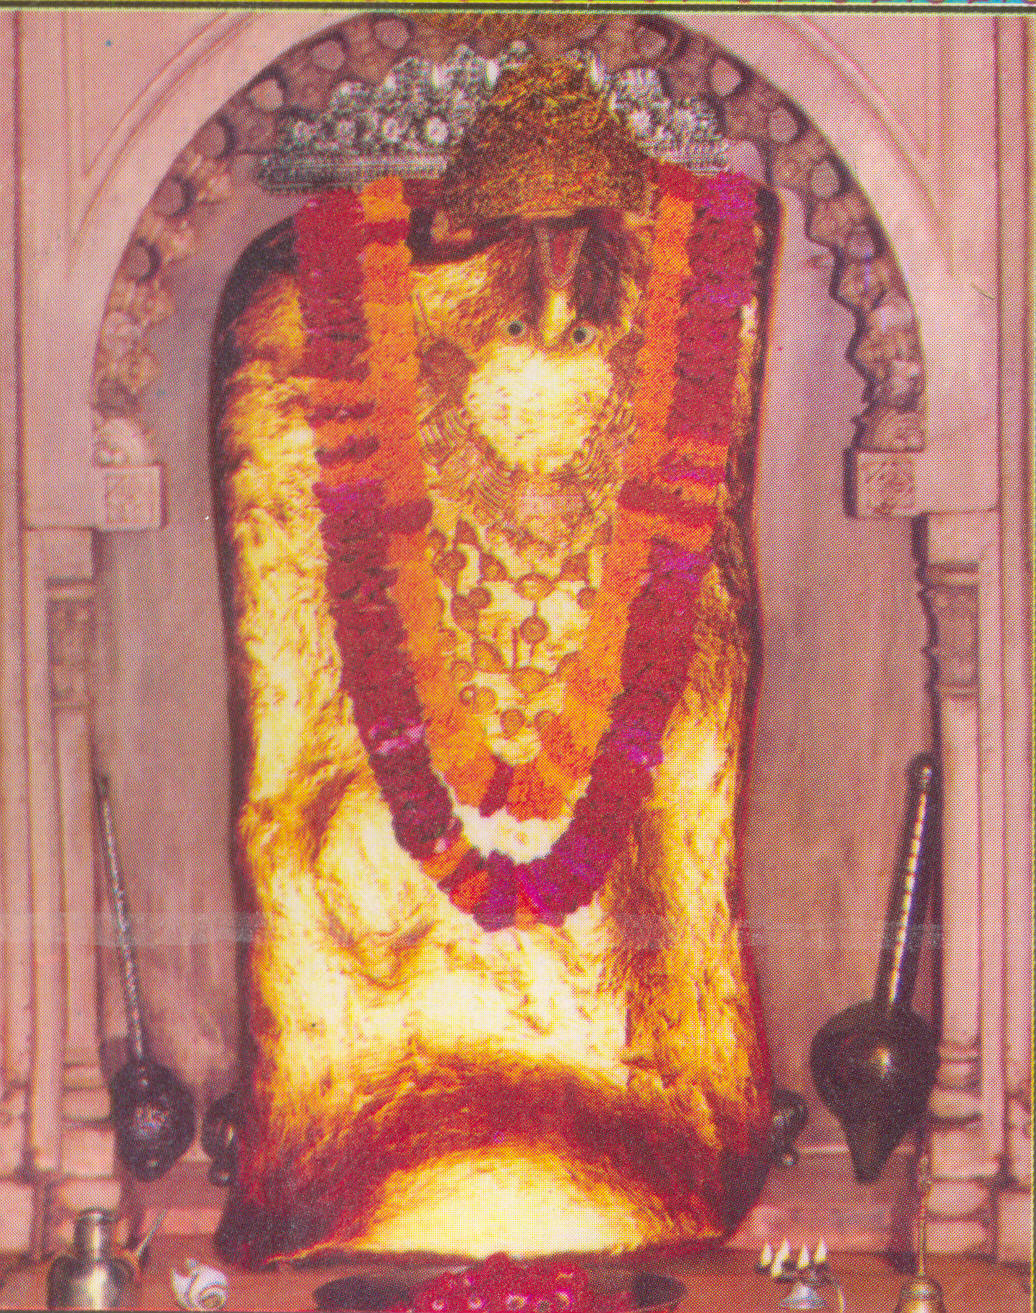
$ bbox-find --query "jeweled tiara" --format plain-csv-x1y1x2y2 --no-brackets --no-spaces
256,42,728,192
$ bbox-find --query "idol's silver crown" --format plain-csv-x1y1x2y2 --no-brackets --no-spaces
257,43,728,192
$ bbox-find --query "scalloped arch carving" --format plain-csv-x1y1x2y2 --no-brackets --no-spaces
90,11,929,521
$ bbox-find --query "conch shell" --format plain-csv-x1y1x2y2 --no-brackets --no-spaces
170,1259,228,1311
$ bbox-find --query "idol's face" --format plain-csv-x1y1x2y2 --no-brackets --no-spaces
410,209,647,473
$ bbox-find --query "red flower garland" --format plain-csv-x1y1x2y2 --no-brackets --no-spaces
293,166,761,930
391,1251,631,1313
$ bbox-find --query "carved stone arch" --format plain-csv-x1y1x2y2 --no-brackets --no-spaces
88,10,939,527
78,9,942,1116
79,11,943,1253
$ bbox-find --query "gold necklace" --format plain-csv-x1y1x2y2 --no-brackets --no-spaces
416,398,635,764
419,394,632,557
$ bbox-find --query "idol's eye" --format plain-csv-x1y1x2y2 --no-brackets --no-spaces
505,319,527,340
570,323,597,347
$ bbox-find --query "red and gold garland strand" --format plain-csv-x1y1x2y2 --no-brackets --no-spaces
293,168,760,928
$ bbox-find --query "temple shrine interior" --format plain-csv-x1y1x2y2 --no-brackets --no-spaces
0,9,1031,1312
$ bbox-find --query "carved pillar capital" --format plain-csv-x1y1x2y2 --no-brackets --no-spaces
920,563,980,698
47,590,94,712
41,530,97,715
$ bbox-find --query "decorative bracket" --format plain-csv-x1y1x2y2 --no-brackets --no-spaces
850,451,917,517
91,465,164,532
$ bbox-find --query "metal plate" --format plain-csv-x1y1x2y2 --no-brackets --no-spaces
313,1266,686,1313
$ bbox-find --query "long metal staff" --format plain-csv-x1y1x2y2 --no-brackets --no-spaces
809,755,939,1182
94,770,195,1181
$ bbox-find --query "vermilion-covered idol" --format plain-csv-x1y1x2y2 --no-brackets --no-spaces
212,57,779,1267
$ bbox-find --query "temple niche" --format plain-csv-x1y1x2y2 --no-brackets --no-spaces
0,7,1031,1307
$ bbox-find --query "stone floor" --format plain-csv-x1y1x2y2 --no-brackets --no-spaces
1,1239,1030,1313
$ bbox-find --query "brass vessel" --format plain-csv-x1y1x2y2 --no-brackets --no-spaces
895,1155,946,1313
896,1275,947,1313
45,1212,139,1311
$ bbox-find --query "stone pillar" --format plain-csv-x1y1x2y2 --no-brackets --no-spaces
44,532,122,1245
22,528,67,1255
992,15,1033,1265
921,515,1004,1255
2,530,122,1254
0,7,36,1255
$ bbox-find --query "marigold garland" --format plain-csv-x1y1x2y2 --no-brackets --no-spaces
293,166,762,929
